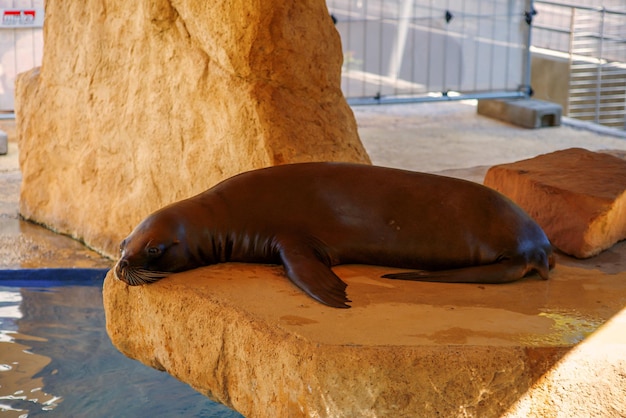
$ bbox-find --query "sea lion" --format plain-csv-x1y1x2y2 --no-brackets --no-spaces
115,162,554,308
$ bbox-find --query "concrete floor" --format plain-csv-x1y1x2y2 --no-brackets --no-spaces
355,100,626,176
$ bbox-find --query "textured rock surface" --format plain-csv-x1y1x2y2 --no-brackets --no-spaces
104,255,626,417
15,0,369,258
484,148,626,258
503,307,626,417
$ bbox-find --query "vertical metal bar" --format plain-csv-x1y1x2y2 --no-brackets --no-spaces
425,0,433,91
362,0,369,98
567,6,575,117
594,7,605,124
562,3,570,52
504,1,510,90
473,0,483,91
408,0,416,95
457,0,466,90
523,0,534,96
377,0,384,97
387,0,414,79
489,0,498,90
442,0,449,92
343,0,354,98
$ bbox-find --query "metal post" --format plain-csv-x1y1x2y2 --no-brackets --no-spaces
387,0,415,80
523,0,534,97
594,7,606,124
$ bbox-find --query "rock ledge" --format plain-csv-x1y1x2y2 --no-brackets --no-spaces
104,258,626,417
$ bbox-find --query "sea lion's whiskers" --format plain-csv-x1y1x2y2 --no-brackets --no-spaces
119,267,169,286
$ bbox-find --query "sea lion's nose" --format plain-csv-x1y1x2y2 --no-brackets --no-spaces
114,259,129,280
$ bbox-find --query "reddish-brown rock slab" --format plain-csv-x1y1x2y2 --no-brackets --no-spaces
483,148,626,258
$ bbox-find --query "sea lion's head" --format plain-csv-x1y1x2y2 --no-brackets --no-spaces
114,207,196,286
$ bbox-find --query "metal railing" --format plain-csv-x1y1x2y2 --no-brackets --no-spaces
0,0,44,111
327,0,535,104
532,1,626,129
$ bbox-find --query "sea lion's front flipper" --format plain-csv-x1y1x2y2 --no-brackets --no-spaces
276,238,350,309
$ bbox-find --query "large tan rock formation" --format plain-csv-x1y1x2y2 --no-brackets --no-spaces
484,148,626,258
103,260,626,417
15,0,369,257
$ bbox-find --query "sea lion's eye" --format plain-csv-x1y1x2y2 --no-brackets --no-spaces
147,246,162,257
119,240,126,253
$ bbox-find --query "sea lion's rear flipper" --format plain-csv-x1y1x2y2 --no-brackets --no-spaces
277,238,350,309
382,255,550,284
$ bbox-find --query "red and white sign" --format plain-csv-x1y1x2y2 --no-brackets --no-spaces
0,9,44,28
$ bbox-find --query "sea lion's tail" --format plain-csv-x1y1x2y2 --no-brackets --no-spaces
382,252,553,284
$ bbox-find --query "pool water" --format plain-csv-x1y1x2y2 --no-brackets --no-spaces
0,269,242,417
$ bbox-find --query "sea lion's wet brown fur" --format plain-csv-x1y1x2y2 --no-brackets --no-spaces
115,162,554,308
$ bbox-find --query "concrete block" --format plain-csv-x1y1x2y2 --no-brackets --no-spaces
0,130,7,155
477,98,562,129
531,51,570,113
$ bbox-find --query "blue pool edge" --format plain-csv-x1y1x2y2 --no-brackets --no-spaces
0,268,111,287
